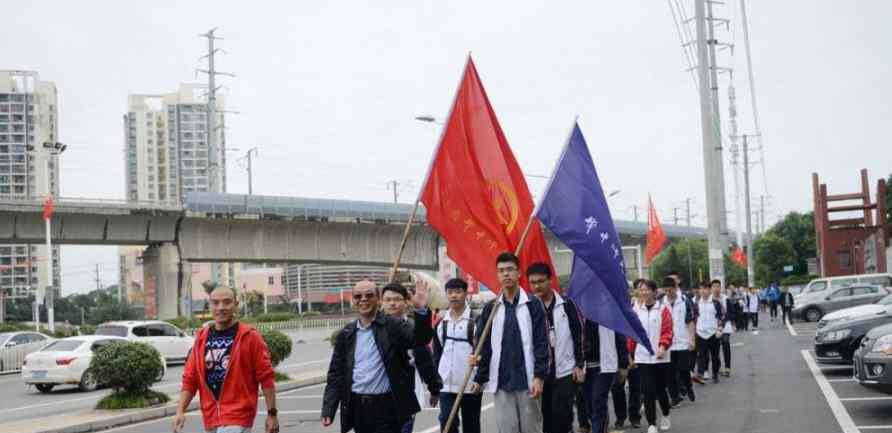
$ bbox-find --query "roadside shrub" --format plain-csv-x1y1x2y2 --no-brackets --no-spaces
165,316,204,331
254,312,298,323
0,322,29,333
90,341,163,393
300,310,322,317
329,328,340,347
78,324,96,335
96,389,169,409
260,329,292,367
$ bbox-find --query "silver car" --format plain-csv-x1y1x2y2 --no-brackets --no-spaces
794,285,889,322
0,331,53,372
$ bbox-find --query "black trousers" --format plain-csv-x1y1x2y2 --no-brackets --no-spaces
720,333,731,370
749,312,759,328
770,302,779,319
638,363,671,426
612,366,641,424
696,335,720,377
667,350,694,402
782,306,793,323
350,393,400,433
575,381,589,429
542,375,576,433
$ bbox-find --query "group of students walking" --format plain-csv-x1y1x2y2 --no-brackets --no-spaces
320,253,763,433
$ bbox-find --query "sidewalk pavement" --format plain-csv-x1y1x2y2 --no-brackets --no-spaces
0,369,327,433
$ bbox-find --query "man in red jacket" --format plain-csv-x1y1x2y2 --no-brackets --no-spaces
174,286,279,433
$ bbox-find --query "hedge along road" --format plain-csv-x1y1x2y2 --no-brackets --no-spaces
0,328,333,424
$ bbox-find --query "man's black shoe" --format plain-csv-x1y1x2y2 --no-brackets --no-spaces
630,420,642,429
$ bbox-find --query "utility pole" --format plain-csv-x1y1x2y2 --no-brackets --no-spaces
728,82,745,248
387,180,400,204
244,147,259,195
742,135,755,287
696,0,729,284
685,197,695,226
672,207,681,225
629,205,641,222
759,195,766,235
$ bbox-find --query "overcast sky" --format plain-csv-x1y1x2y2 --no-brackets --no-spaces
4,1,891,294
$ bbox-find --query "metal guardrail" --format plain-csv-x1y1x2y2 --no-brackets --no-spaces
0,350,25,373
0,196,183,212
186,317,354,336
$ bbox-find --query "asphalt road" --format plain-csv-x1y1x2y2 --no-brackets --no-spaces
102,311,892,433
0,328,333,424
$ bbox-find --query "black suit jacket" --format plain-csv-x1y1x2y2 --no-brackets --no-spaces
321,310,433,433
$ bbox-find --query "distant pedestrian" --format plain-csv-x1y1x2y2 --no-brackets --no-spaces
628,279,673,433
321,280,433,433
470,252,549,433
529,262,584,433
712,280,737,377
381,283,443,433
663,277,695,406
767,284,781,322
747,287,760,330
780,287,795,324
432,278,482,433
694,283,724,385
174,286,279,433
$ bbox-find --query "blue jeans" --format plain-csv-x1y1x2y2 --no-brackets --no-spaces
439,392,482,433
584,368,616,433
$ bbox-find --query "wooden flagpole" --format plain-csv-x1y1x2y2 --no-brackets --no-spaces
442,214,539,433
443,118,578,432
389,200,421,282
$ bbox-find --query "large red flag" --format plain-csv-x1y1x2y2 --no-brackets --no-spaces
645,195,666,265
731,247,748,267
420,57,557,293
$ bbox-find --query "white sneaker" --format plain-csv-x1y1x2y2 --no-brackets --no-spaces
648,425,659,433
660,416,671,431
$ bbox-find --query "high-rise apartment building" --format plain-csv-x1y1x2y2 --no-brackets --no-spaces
0,71,61,298
124,84,226,205
122,84,231,310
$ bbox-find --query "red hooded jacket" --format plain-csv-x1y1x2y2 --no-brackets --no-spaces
182,323,276,430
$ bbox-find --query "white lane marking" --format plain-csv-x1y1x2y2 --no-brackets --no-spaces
839,397,892,402
731,342,745,347
280,382,326,394
801,350,859,433
418,402,495,433
277,358,329,369
276,395,322,400
0,392,109,414
827,378,856,383
786,318,799,336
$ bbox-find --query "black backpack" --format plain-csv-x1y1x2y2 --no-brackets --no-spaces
436,313,477,348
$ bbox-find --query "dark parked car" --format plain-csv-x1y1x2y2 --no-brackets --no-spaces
814,310,892,365
853,322,892,392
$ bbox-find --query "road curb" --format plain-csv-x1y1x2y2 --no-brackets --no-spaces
25,373,326,433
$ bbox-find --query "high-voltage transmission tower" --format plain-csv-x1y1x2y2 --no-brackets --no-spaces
198,28,234,194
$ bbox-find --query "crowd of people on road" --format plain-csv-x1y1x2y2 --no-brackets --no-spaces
317,251,785,433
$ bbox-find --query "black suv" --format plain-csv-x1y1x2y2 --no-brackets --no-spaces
815,310,892,364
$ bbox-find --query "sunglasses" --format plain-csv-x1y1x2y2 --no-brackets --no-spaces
353,293,377,301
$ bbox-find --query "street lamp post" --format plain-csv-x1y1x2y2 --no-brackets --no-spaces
37,142,65,333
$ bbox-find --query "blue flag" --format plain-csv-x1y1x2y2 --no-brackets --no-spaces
537,123,653,354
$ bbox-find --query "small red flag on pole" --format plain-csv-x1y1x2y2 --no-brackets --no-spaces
42,197,54,221
731,247,748,267
645,195,667,265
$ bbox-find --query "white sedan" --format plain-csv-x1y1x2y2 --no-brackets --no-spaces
21,335,166,393
94,320,194,364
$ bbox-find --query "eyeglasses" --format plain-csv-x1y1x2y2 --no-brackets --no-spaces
353,293,376,301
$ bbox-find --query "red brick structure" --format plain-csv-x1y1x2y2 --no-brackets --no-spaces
813,169,887,277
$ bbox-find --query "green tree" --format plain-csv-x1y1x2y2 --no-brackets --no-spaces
754,232,796,285
766,212,816,276
649,239,709,289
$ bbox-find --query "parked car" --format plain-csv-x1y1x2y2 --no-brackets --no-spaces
796,273,892,300
787,285,805,296
21,335,166,393
793,285,888,322
853,322,892,392
818,294,892,329
94,321,193,364
814,309,892,364
0,331,53,372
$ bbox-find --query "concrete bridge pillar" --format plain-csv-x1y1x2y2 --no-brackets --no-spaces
142,243,186,320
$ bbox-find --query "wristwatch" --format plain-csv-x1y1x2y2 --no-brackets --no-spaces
267,408,278,416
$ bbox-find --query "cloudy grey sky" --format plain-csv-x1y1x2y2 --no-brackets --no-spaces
4,1,891,293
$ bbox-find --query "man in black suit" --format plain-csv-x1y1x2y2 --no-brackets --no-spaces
321,279,433,433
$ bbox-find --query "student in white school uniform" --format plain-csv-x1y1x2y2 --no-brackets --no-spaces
432,278,481,433
628,280,674,433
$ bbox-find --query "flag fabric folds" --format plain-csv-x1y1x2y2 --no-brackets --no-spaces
645,195,666,265
731,247,748,267
42,197,54,221
537,123,653,353
419,57,557,292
